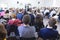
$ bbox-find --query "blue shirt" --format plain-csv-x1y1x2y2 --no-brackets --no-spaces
39,28,58,39
16,13,23,20
18,25,36,38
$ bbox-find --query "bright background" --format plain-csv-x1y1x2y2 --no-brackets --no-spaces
0,0,60,8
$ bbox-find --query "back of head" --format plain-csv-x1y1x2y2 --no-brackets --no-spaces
35,14,43,23
48,18,57,27
0,23,7,40
0,16,4,19
11,14,16,18
5,10,9,13
19,9,23,13
22,14,31,24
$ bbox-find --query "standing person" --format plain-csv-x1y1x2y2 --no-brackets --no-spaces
35,14,44,32
0,23,7,40
18,15,36,40
38,18,58,40
16,9,23,21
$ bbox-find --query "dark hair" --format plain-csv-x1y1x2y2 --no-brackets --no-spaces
22,15,31,24
27,8,32,12
0,16,4,19
35,14,43,23
19,9,23,12
5,10,9,13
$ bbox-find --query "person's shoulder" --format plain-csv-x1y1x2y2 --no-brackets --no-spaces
30,26,35,28
18,25,24,28
53,29,58,32
18,25,24,29
40,28,48,32
40,28,47,30
53,30,58,35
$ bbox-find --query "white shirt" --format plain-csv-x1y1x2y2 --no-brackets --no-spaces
47,25,53,29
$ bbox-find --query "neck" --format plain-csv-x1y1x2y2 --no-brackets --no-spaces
23,23,29,26
47,25,53,29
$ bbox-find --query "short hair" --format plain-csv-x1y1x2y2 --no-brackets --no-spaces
0,23,7,40
48,18,57,27
35,14,43,23
5,10,9,13
22,15,31,24
19,9,23,12
11,14,16,18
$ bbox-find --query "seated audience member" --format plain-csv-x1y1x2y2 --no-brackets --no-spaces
16,9,23,21
7,24,19,36
4,10,10,21
38,18,58,40
7,14,21,36
18,15,36,40
0,23,7,40
47,18,57,30
35,14,44,32
8,14,22,26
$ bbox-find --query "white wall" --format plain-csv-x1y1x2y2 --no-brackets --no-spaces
0,0,60,8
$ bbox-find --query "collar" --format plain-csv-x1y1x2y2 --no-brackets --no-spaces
47,25,53,29
12,18,15,20
19,12,22,13
23,23,30,27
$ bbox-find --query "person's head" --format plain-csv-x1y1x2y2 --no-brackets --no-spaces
11,14,16,18
5,10,9,13
27,8,32,12
0,23,7,40
48,18,57,27
0,16,4,19
22,14,31,25
35,14,43,23
19,9,23,13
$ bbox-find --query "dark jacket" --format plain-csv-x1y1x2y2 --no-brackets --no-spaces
29,14,35,26
38,28,58,40
7,24,19,36
35,21,44,32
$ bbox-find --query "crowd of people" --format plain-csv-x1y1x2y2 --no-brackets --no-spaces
0,7,60,40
